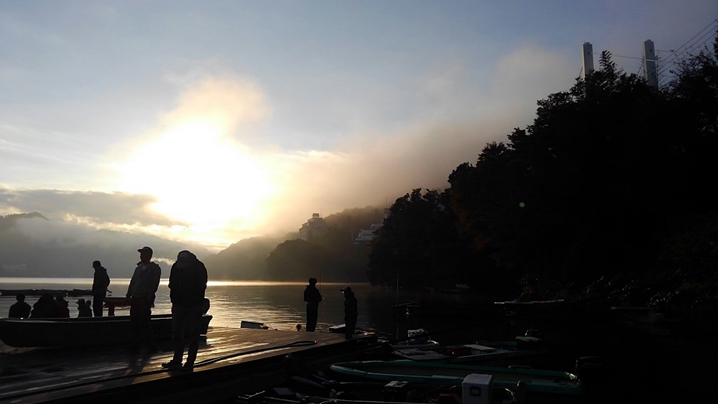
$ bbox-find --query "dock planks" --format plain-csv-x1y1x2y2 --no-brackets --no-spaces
0,327,377,404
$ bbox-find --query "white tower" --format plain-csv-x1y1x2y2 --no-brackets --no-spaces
582,42,594,79
643,39,658,88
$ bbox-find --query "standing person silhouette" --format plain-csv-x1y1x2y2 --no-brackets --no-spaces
126,246,161,352
91,260,111,317
162,250,208,370
303,277,322,332
341,286,358,339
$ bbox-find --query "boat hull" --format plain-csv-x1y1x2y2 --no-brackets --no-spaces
330,359,582,396
0,314,212,348
393,345,549,366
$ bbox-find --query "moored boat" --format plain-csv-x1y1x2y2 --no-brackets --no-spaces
389,328,440,350
392,336,549,366
493,298,566,312
329,359,582,396
0,313,212,348
237,373,519,404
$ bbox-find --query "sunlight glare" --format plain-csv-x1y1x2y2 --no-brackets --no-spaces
116,119,275,242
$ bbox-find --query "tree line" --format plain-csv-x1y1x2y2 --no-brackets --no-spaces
367,37,718,302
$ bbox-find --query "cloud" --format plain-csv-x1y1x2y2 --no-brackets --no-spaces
251,117,515,238
2,44,578,250
160,77,269,139
250,46,577,237
100,76,275,248
1,214,211,278
0,187,179,227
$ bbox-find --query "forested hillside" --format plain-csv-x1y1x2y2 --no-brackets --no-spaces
368,40,718,317
204,206,384,280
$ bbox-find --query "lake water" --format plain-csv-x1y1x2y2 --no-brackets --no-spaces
2,277,716,403
0,278,498,341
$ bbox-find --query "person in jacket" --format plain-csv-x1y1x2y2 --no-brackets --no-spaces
162,250,208,370
56,295,70,317
341,286,358,339
30,293,60,318
303,277,322,332
126,246,162,351
91,260,111,317
8,293,31,318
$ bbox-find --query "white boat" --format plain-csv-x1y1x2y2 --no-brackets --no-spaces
389,328,440,349
392,336,549,365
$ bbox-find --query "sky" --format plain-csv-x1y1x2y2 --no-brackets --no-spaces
1,1,717,251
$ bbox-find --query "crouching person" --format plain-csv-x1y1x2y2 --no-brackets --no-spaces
162,250,208,370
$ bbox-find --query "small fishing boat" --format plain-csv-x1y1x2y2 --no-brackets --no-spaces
393,301,500,320
236,374,519,404
493,298,567,314
0,314,213,348
330,359,582,396
389,328,440,350
392,336,549,365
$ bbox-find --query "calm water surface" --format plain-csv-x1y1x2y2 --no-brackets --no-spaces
2,278,716,403
0,278,493,340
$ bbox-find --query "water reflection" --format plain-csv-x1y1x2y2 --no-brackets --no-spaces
0,278,497,342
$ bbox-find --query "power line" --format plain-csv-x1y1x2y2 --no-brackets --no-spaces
675,18,718,52
656,49,707,56
656,19,718,77
585,19,717,87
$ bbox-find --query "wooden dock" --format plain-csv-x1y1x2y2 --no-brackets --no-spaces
0,327,378,404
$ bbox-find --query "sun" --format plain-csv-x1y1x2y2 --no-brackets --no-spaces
114,120,274,244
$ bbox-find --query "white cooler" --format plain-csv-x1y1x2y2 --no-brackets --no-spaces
462,373,493,404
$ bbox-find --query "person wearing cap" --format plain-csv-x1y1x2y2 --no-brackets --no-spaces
303,277,322,332
77,298,92,317
162,250,208,370
91,260,111,317
341,287,358,339
126,246,162,351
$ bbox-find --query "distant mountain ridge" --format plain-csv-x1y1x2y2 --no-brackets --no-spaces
1,206,384,281
0,212,211,278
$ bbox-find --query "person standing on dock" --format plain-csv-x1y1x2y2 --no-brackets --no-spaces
303,277,322,332
126,246,162,351
91,260,111,317
162,250,208,370
8,293,31,318
341,286,358,339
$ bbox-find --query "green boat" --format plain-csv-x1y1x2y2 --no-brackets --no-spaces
330,359,582,396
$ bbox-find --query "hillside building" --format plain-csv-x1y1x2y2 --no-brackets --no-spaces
354,208,390,245
299,213,328,241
